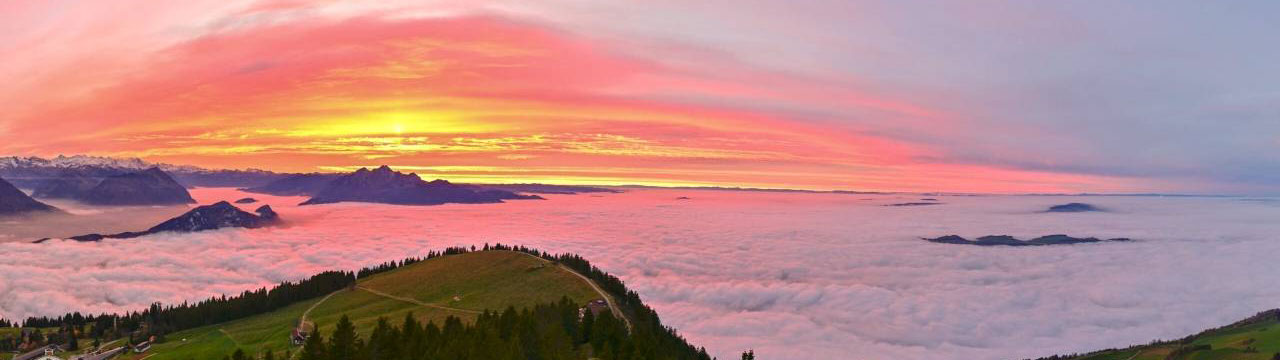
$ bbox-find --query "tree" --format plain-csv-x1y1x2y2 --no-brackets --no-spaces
299,328,326,360
742,350,756,360
67,328,79,351
580,307,595,344
328,315,358,360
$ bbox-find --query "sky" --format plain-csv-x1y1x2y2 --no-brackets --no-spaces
1,1,1278,194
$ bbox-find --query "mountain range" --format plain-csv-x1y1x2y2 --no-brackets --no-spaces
77,168,196,205
25,167,197,206
6,155,619,196
298,165,544,206
241,173,342,196
0,155,281,188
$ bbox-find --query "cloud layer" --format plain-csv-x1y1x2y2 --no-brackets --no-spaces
3,188,1280,359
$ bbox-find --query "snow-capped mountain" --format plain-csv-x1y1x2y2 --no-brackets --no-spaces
0,155,285,188
0,155,204,172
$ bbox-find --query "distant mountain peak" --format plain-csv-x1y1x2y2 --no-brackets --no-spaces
254,205,278,221
57,201,283,242
0,176,60,215
300,166,541,206
147,200,281,233
80,167,196,205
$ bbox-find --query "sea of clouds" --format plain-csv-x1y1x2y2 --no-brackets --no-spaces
3,188,1280,359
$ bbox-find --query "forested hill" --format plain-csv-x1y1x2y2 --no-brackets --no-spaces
3,245,729,360
1025,309,1280,360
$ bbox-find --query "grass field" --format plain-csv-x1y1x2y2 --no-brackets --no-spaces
102,250,605,360
1060,312,1280,360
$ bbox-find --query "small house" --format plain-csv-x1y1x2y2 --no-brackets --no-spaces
291,327,309,345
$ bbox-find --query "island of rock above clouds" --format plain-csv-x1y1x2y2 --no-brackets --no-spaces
0,176,60,215
924,234,1132,246
29,167,196,206
50,201,281,242
241,173,342,196
79,167,196,205
1044,202,1104,212
298,165,543,206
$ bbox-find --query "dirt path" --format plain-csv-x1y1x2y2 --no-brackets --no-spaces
217,328,243,348
510,251,632,330
96,339,122,351
299,290,342,329
355,286,482,314
287,290,343,359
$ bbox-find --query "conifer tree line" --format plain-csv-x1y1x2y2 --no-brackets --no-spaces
259,297,694,360
3,247,472,351
3,245,748,358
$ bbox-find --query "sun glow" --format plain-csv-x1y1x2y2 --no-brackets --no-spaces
0,8,1188,193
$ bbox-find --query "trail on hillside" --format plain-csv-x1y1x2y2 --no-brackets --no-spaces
218,328,242,348
288,289,343,359
355,285,482,315
510,251,632,330
299,290,342,329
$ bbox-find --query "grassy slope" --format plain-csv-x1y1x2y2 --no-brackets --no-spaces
1061,313,1280,360
112,251,603,360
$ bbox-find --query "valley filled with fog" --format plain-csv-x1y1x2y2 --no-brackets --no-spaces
2,188,1279,359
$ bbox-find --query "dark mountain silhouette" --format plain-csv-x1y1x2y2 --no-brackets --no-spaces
147,202,278,233
0,177,60,215
476,183,621,194
1045,202,1104,212
923,234,1132,246
885,202,942,207
58,201,281,242
79,168,195,205
241,173,342,196
31,169,100,199
299,165,542,206
246,173,613,198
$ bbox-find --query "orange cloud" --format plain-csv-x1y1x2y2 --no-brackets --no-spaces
0,10,1158,193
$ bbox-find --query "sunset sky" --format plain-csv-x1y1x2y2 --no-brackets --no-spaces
2,1,1277,193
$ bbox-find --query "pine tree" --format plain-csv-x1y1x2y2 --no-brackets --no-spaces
328,315,358,360
67,328,79,351
580,308,595,344
299,328,326,360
